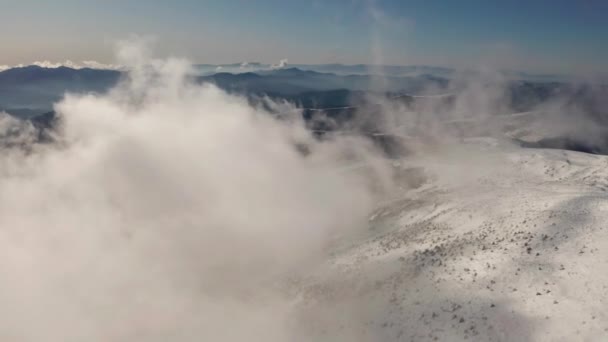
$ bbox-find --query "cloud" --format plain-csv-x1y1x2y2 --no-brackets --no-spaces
80,60,124,70
31,60,81,68
271,58,289,69
0,39,388,341
0,112,37,147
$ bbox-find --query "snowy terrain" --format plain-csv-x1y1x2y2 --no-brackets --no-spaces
290,141,608,341
1,49,606,341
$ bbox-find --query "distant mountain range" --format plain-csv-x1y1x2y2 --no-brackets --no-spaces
1,64,607,156
0,65,120,116
195,63,455,77
200,67,449,97
0,65,452,117
194,63,571,82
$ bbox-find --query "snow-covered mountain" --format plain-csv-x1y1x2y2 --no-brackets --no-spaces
1,56,607,341
292,141,608,341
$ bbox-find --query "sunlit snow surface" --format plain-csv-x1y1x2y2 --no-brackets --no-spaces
294,142,608,341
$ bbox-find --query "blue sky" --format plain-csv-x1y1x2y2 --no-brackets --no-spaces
1,0,607,73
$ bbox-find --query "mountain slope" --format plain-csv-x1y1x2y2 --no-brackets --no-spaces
291,143,608,341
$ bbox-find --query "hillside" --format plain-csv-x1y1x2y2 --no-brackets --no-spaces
292,142,608,341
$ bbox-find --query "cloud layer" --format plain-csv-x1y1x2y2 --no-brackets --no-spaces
0,44,388,341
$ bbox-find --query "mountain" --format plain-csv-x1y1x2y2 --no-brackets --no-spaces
0,66,120,116
2,65,607,158
0,65,121,90
292,64,455,77
193,63,574,81
0,64,588,119
297,144,608,341
193,63,456,77
200,67,450,96
0,65,448,118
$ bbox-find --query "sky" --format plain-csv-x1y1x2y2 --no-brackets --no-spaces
1,0,607,73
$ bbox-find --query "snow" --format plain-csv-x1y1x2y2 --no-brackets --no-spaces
290,144,608,341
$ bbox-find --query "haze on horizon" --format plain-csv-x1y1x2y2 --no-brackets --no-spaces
1,0,607,74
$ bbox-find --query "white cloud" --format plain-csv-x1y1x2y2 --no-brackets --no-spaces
32,60,80,68
271,58,289,69
0,40,387,341
80,60,123,70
